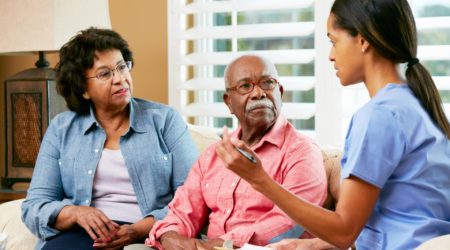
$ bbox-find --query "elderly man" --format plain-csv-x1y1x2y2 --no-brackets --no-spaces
146,55,327,250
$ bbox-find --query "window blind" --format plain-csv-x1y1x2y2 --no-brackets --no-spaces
168,0,450,148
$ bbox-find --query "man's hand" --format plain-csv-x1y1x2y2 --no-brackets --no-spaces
196,238,225,250
159,231,198,250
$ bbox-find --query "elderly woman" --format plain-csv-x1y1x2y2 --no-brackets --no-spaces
21,28,198,250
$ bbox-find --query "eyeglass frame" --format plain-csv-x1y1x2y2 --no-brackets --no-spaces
86,61,133,82
225,77,279,95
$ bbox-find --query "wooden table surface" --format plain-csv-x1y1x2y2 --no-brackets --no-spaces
0,188,26,204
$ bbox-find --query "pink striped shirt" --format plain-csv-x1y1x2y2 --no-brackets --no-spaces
146,115,327,248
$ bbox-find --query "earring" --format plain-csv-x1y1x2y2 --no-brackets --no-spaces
82,92,90,99
361,48,366,53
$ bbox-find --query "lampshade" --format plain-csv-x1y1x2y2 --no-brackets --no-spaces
0,0,111,54
1,0,111,189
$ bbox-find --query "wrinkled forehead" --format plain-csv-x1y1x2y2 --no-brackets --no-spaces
228,56,278,84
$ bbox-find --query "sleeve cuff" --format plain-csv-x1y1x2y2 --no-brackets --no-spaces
147,225,181,249
145,234,163,250
148,206,169,221
39,199,73,239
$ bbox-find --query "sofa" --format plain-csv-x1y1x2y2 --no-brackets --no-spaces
0,124,342,250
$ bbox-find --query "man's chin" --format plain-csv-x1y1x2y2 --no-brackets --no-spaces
246,113,276,127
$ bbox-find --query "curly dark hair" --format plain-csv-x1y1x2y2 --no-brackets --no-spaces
55,27,133,114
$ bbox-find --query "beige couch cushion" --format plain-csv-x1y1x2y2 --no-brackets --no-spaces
0,199,37,250
416,234,450,250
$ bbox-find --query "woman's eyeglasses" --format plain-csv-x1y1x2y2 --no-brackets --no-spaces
86,61,132,82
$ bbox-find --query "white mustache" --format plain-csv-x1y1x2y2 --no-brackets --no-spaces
245,99,274,112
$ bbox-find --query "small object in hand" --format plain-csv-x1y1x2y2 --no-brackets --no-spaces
218,134,257,164
214,239,234,250
200,234,208,241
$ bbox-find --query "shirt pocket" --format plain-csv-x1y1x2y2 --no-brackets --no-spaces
201,176,224,209
150,153,173,195
357,226,384,250
58,157,75,197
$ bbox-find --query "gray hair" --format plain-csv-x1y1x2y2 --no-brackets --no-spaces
223,54,279,87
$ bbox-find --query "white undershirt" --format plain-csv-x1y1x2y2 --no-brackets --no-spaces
91,148,142,223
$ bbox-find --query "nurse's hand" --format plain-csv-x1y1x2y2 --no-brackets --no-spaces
215,126,267,186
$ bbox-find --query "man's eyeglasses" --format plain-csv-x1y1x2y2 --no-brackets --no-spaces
226,77,279,95
86,61,132,82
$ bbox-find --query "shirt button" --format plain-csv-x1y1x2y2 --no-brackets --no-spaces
85,200,89,204
163,156,168,160
231,182,236,187
205,183,210,188
226,208,231,214
88,170,92,175
58,161,62,166
94,149,99,153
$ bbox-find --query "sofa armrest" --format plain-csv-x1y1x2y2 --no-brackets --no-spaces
0,199,38,250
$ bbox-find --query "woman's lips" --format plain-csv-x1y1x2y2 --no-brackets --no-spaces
114,88,128,96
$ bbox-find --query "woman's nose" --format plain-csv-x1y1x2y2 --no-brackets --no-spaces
112,69,124,84
329,48,335,62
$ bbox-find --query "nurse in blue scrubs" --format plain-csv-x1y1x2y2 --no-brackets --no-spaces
216,0,450,249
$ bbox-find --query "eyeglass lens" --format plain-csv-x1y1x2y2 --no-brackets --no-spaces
95,61,132,81
237,78,277,94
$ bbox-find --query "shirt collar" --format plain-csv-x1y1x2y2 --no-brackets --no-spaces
231,114,288,150
128,98,147,133
81,98,147,134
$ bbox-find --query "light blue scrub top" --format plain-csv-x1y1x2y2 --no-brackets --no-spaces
341,84,450,250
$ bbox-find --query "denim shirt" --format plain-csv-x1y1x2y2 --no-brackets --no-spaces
21,98,198,244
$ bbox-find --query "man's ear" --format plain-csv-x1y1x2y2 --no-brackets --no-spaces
82,91,91,100
279,84,284,97
223,92,234,114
